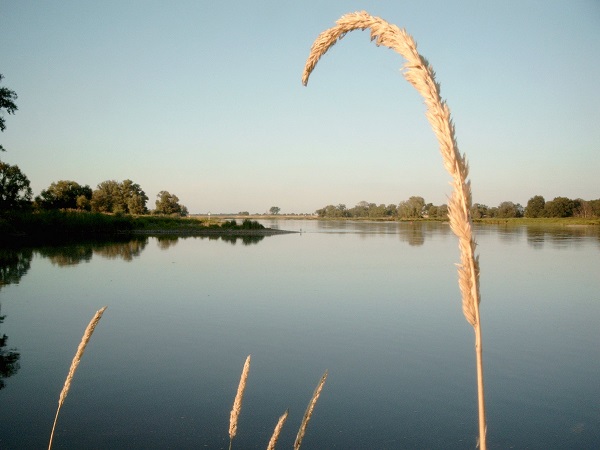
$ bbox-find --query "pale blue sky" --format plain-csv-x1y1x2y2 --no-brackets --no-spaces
1,1,598,214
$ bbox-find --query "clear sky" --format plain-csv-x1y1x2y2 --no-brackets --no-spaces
1,1,598,214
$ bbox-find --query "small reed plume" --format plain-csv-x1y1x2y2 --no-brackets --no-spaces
294,370,328,450
302,11,486,449
229,354,251,450
266,409,289,450
48,306,108,450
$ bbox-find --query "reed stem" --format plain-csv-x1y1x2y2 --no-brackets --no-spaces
266,409,289,450
302,11,486,448
229,355,251,450
48,306,107,450
294,370,328,450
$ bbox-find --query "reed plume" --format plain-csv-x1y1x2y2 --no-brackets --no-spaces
266,409,289,450
294,370,328,450
302,11,486,449
48,306,108,450
229,354,251,450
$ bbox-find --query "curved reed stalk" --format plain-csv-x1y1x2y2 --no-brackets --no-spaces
229,355,251,450
266,409,289,450
294,370,328,450
48,306,108,450
302,11,486,449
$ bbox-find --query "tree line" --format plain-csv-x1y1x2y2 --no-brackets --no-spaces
317,196,600,219
0,161,188,216
0,74,187,217
1,74,598,221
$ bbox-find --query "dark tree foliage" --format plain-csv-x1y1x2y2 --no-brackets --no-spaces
0,74,18,153
316,196,599,219
574,199,600,218
470,203,489,219
544,197,577,218
525,195,546,218
155,190,188,216
91,179,148,215
0,160,32,211
496,201,523,218
317,198,448,219
398,196,425,219
36,180,93,211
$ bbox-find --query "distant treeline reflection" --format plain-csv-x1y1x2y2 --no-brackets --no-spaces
1,234,265,269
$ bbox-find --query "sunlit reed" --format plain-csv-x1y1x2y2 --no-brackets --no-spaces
266,409,289,450
48,306,107,450
294,370,328,450
302,11,486,448
229,354,251,450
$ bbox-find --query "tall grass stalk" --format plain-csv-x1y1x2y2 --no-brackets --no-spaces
266,409,289,450
48,306,108,450
302,11,486,448
229,355,251,450
294,370,328,450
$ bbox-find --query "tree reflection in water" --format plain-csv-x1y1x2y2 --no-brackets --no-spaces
219,235,265,246
0,247,31,389
156,235,179,250
92,237,148,261
0,232,264,389
36,245,93,266
154,234,266,248
0,306,20,389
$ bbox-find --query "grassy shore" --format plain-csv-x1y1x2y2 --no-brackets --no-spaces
218,214,600,226
0,211,292,244
472,217,600,226
1,211,596,244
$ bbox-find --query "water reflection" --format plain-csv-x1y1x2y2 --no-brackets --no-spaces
0,307,20,390
261,219,599,252
217,234,264,246
0,247,32,285
0,248,30,389
525,225,600,250
154,234,265,247
156,235,179,250
37,245,94,266
397,222,453,246
93,238,148,261
482,224,600,250
265,219,453,246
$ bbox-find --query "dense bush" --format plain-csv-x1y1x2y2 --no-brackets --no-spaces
240,219,264,229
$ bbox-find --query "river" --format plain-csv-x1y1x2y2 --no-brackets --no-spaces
0,220,598,449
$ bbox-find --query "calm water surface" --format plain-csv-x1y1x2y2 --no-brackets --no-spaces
0,221,598,449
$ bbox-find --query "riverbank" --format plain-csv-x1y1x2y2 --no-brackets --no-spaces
207,214,600,226
130,228,296,236
2,211,596,245
0,211,295,244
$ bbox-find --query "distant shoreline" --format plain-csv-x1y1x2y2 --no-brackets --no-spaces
200,215,600,226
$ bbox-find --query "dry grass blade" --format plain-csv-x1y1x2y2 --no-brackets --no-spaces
266,409,289,450
48,306,108,450
302,11,486,449
229,354,251,450
294,370,328,450
302,10,480,327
